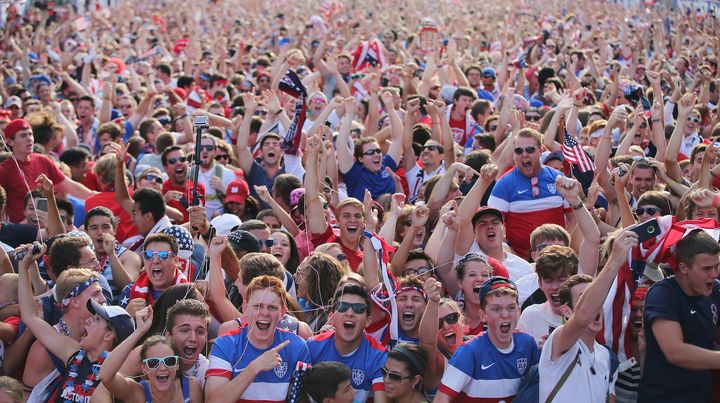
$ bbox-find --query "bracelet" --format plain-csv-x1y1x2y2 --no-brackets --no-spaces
652,118,661,122
713,195,719,209
570,200,584,210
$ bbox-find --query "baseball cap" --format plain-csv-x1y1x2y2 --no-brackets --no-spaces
4,118,30,139
543,150,564,164
87,299,135,342
290,188,305,211
471,206,503,227
4,96,22,109
228,230,261,253
225,179,249,204
211,213,243,236
477,276,517,304
481,67,496,78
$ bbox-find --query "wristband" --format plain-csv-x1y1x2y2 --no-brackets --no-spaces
570,200,584,210
713,195,719,209
651,118,661,122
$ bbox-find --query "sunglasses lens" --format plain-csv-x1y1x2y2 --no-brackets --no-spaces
351,304,367,314
165,356,178,367
158,251,170,260
335,302,349,313
143,251,153,260
146,358,160,369
336,253,346,262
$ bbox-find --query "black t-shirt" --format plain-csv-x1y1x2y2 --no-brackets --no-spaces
638,277,720,402
0,222,37,248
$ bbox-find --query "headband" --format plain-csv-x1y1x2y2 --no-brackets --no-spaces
61,277,99,307
395,286,427,301
392,345,426,374
632,287,648,303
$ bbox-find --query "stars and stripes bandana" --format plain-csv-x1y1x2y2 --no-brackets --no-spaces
278,69,307,155
288,361,312,403
61,278,99,307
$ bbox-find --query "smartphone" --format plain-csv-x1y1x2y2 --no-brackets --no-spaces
630,218,661,243
36,198,48,213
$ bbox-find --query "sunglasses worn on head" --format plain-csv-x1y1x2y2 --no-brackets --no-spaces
382,366,413,382
215,154,230,161
514,146,537,155
141,174,163,184
143,355,179,370
634,206,661,216
406,266,430,277
362,148,382,157
167,156,187,164
334,301,368,314
143,250,174,261
439,312,460,328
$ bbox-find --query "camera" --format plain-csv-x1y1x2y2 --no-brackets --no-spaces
193,115,209,128
16,242,42,260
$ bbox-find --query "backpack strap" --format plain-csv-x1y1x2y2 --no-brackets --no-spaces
545,350,580,403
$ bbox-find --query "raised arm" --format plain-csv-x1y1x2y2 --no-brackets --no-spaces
305,133,330,235
402,99,420,172
455,163,498,255
17,244,78,364
254,185,299,236
36,174,66,237
207,236,241,322
380,90,403,166
113,144,134,213
665,93,697,182
389,204,429,275
336,97,358,174
551,230,637,361
235,94,259,174
99,307,151,402
418,277,444,389
555,176,600,276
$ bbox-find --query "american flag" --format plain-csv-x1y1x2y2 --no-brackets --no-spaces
288,362,311,403
320,0,343,19
562,129,595,173
73,16,91,32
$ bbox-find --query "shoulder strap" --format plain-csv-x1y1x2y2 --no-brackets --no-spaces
140,380,152,403
181,377,191,402
545,350,580,403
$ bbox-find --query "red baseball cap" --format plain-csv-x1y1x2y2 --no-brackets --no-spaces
4,119,31,139
225,179,249,204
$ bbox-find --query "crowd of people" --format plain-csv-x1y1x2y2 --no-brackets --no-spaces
0,0,719,401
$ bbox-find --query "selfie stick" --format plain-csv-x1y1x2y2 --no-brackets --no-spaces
192,116,209,206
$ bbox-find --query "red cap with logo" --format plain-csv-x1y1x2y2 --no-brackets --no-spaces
4,119,31,139
225,179,249,204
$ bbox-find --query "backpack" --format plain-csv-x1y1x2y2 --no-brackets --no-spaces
514,344,619,403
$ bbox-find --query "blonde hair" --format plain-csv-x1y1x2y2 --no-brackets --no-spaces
55,268,98,305
93,154,116,186
0,273,18,302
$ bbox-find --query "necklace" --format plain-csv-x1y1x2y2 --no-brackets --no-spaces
63,349,108,395
58,318,70,336
579,341,597,375
150,379,179,403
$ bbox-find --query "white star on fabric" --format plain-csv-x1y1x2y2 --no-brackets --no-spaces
120,296,129,306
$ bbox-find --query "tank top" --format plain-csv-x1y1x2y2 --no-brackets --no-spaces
140,377,190,403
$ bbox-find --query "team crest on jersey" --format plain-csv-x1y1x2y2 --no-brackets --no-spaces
274,361,288,378
547,183,556,193
352,369,365,385
516,358,528,374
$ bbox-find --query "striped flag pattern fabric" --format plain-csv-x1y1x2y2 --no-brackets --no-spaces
562,130,595,172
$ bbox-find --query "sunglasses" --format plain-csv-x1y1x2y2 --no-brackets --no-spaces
689,116,701,123
405,266,430,277
167,156,187,164
143,355,179,370
514,146,537,155
533,243,553,252
335,253,347,262
634,206,661,216
143,250,174,261
255,110,268,116
141,174,163,184
215,154,230,161
438,312,460,328
362,148,382,156
258,78,270,83
488,125,498,131
200,144,216,152
334,301,369,314
423,145,442,152
157,117,172,126
262,239,275,248
628,122,648,129
381,366,413,382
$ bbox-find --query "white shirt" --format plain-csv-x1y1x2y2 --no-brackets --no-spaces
405,161,446,202
539,327,614,403
518,301,562,346
680,132,702,157
516,272,539,306
197,162,237,218
454,241,534,281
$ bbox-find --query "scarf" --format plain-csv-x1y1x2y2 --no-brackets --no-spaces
129,268,188,305
278,69,307,155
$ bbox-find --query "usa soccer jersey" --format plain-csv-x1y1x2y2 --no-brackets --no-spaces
307,331,387,402
206,326,311,403
487,166,569,259
439,332,540,402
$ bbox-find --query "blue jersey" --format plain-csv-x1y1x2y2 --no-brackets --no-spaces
307,331,387,402
342,154,398,200
439,332,540,402
206,326,311,403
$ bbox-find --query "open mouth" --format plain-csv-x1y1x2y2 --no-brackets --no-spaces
444,331,457,346
272,252,283,259
499,322,512,334
521,160,532,170
267,152,276,159
151,268,164,281
550,293,560,305
347,225,359,234
402,311,415,324
156,375,170,384
183,346,197,357
473,285,482,294
256,320,271,330
632,320,642,329
414,231,424,242
486,231,496,241
343,321,356,330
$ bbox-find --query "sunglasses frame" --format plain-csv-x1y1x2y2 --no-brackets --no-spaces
143,355,180,370
167,156,187,164
334,301,369,314
513,146,537,155
381,366,413,382
361,148,382,157
438,312,460,328
143,250,174,261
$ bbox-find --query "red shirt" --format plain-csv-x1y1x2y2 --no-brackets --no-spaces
449,114,467,145
85,191,138,243
0,153,66,223
311,226,363,272
81,162,102,192
162,180,205,223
